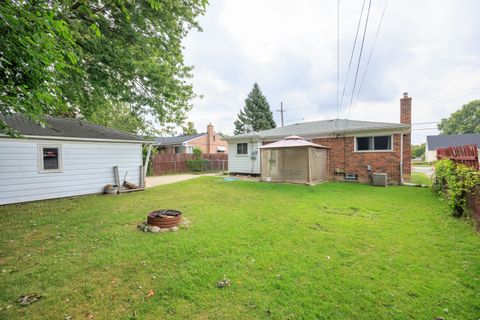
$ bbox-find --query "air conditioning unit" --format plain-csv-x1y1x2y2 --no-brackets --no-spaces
372,173,388,186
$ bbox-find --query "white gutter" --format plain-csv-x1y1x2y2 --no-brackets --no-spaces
400,133,404,185
0,134,154,144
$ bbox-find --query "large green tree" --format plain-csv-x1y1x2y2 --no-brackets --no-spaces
182,121,197,135
0,0,207,135
411,143,426,159
234,83,276,134
438,100,480,135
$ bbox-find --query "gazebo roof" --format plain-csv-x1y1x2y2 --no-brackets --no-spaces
258,136,329,149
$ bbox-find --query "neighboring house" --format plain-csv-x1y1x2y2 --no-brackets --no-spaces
225,93,413,184
425,133,480,162
155,123,228,154
0,114,153,205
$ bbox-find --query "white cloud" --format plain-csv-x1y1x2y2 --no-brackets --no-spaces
183,0,480,144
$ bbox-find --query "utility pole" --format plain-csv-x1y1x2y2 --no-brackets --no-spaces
276,102,286,127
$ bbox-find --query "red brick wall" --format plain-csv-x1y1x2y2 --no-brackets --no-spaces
312,134,404,184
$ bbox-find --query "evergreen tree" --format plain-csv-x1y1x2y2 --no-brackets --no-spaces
234,83,276,134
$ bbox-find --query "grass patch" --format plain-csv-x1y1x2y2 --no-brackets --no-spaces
412,160,433,166
410,172,433,187
1,178,479,319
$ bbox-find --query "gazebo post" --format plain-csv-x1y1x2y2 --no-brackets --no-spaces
307,147,311,184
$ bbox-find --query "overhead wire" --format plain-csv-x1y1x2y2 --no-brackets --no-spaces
336,0,366,135
354,0,388,105
343,0,372,133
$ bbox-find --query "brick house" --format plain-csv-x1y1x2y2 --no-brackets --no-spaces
225,93,412,184
155,123,228,154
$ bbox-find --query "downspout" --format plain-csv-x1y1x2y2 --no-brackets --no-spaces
400,133,404,185
143,144,153,185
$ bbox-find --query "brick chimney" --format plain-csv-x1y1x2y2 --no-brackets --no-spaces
400,92,412,181
207,123,214,154
400,92,412,124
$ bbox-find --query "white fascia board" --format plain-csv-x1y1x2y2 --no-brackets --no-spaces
0,134,153,144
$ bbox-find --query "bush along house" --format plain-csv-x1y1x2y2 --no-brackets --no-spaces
225,93,412,185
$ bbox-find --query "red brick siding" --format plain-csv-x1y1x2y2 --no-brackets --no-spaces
312,134,405,184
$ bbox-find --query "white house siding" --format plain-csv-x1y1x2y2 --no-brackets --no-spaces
227,140,261,174
0,138,142,205
426,150,437,162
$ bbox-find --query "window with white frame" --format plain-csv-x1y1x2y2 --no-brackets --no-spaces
236,143,248,155
355,135,392,151
38,145,62,172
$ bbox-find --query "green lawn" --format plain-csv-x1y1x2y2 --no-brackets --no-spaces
1,178,479,319
409,172,433,187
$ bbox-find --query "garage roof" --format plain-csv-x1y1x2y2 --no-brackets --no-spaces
1,114,152,143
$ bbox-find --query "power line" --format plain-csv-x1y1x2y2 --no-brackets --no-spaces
354,0,388,104
336,0,366,135
336,0,340,123
344,0,372,133
412,122,439,125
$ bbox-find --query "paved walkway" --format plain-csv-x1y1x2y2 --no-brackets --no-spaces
412,166,434,177
145,173,218,188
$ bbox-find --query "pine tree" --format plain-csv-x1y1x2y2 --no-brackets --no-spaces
234,83,276,134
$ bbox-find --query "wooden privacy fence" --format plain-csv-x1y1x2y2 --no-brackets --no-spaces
467,186,480,231
437,144,479,170
152,153,228,175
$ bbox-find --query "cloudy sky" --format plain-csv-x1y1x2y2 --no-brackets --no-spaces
182,0,480,144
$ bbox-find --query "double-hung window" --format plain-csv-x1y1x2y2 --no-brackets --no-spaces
355,135,392,152
38,145,62,172
237,143,248,155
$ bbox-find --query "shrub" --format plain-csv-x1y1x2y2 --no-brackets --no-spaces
186,146,207,172
186,159,208,172
433,159,480,217
192,147,202,159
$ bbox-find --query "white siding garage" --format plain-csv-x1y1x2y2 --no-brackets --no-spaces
0,139,142,205
227,140,261,174
0,114,152,205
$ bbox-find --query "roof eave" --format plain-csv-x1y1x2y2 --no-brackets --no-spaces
0,134,154,144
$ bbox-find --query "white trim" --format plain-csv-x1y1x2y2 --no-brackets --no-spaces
400,133,404,184
225,126,410,142
0,134,152,144
236,142,248,155
354,134,394,152
37,144,63,173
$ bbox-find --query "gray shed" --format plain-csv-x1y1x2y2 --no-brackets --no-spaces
259,136,329,185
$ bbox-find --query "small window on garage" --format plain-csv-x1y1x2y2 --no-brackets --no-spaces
38,145,62,172
237,143,248,155
355,135,392,151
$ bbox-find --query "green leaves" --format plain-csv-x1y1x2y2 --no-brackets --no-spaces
234,83,277,135
438,100,480,135
1,0,207,136
433,159,480,217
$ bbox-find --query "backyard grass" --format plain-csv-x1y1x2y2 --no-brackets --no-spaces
1,177,479,319
409,172,433,187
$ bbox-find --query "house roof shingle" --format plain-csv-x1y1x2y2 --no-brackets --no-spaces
226,119,410,141
155,133,206,145
426,134,480,151
0,114,151,143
